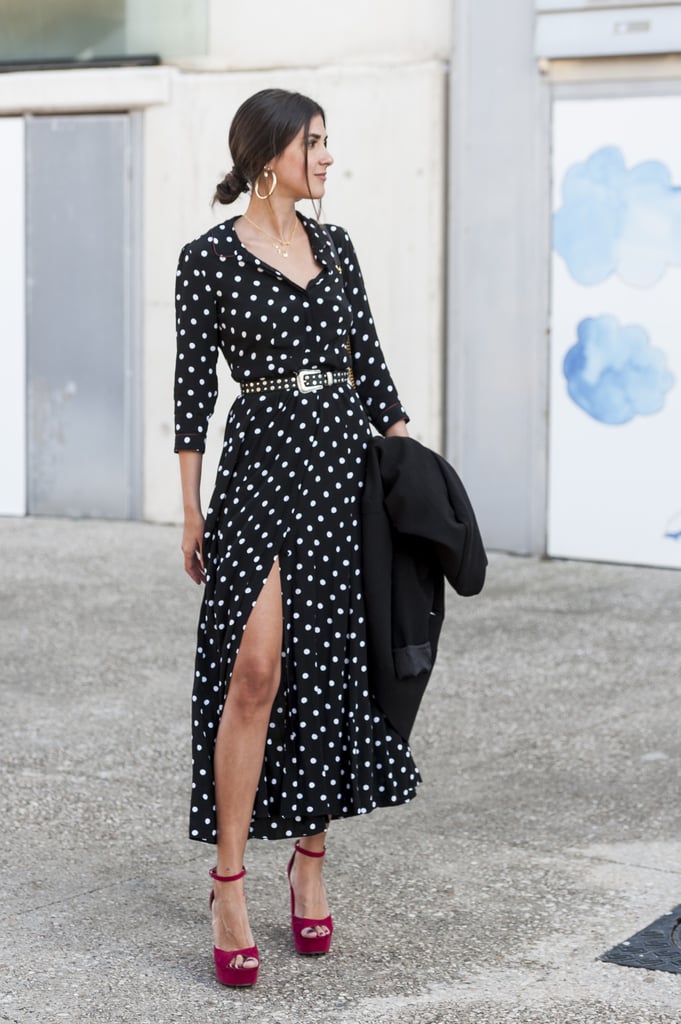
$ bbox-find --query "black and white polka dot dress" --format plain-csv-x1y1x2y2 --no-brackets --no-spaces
174,213,420,843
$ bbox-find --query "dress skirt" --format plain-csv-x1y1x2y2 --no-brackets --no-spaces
174,214,421,843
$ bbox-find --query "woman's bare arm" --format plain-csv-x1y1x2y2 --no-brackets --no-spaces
179,450,206,584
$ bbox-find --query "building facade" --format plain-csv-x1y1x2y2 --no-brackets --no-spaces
2,0,680,569
0,0,449,525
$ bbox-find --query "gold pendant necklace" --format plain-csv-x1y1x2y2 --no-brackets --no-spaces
243,214,298,258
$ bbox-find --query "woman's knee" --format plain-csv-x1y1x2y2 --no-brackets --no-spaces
228,655,280,716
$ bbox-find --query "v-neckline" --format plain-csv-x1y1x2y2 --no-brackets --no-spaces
230,212,326,292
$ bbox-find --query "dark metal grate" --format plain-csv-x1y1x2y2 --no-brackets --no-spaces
600,904,681,974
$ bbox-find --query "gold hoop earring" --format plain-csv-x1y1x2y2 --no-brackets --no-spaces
255,168,277,200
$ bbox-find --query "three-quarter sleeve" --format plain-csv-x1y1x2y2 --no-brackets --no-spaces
329,226,409,434
173,243,221,453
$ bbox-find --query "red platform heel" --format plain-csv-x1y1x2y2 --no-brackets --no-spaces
208,866,259,987
286,842,334,955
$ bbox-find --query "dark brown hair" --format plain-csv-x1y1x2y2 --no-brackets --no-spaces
214,88,326,205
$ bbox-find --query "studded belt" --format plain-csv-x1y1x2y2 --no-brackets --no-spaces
239,367,352,396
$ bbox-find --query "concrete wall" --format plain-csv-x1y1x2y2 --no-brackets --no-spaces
204,1,450,67
144,62,447,522
448,0,551,554
144,4,450,522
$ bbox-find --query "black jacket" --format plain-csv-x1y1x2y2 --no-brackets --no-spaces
361,437,487,741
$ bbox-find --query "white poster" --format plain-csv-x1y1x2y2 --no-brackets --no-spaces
549,96,681,569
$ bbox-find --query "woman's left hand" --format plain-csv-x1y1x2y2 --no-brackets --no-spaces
385,419,409,438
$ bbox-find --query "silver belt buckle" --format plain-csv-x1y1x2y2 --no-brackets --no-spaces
296,367,332,393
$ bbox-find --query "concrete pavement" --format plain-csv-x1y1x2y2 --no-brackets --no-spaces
1,516,680,1023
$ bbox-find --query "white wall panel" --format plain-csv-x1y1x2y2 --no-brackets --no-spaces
536,6,681,58
549,96,681,568
0,118,26,517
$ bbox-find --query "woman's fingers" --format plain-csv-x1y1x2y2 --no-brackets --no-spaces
182,540,205,584
184,551,205,584
181,514,206,584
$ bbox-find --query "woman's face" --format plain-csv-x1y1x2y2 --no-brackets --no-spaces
270,113,333,201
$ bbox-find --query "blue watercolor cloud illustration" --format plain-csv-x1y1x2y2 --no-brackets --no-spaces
663,508,681,540
563,315,674,424
554,146,681,287
659,505,679,540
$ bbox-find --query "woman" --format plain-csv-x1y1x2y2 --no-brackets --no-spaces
174,88,419,987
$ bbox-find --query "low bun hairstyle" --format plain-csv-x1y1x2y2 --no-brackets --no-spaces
214,166,249,205
213,88,326,206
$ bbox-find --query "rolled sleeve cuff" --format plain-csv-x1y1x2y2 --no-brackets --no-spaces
376,402,410,434
174,431,207,454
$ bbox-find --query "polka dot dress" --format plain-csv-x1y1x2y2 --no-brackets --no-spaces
174,213,420,843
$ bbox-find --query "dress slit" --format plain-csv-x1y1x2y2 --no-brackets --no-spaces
220,553,283,703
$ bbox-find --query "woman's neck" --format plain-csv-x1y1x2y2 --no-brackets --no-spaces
244,197,298,240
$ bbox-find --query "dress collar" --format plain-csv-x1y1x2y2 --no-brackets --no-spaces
207,213,335,282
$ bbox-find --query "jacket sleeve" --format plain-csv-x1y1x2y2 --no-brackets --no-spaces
173,242,221,453
375,437,487,597
328,226,409,434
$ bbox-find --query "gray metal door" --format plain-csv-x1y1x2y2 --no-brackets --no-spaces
26,113,141,518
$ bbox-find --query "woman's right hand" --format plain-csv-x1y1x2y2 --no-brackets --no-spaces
182,510,206,584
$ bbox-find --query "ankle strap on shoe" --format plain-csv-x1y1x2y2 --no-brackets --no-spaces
209,866,247,883
294,842,326,859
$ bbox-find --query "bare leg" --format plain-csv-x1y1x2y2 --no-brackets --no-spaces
211,561,283,964
289,829,332,939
